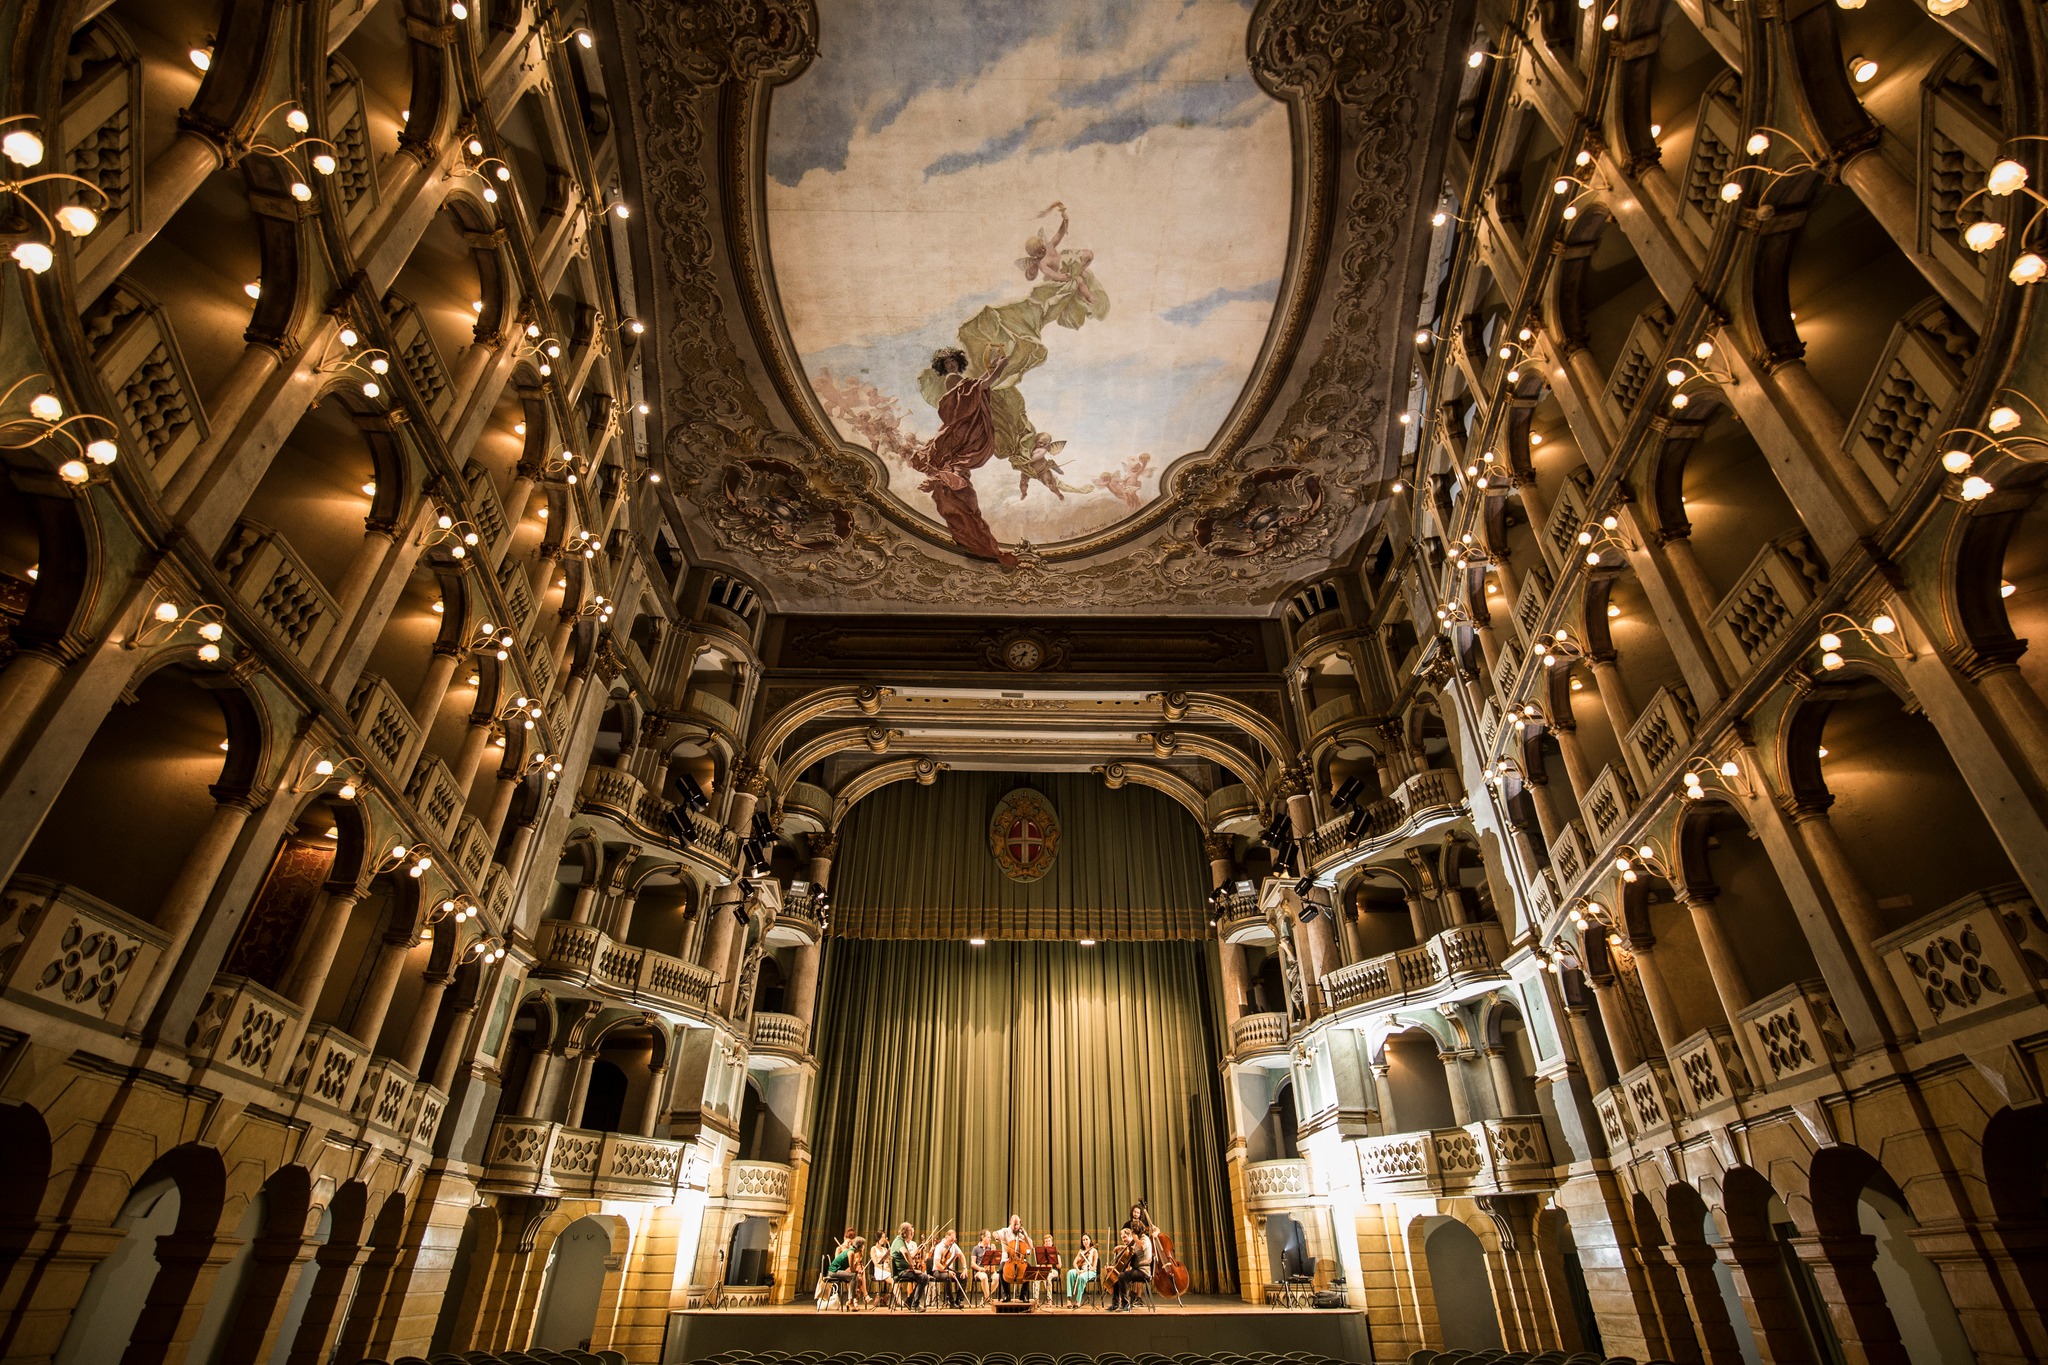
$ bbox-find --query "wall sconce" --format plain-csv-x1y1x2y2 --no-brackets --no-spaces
376,843,434,878
429,896,482,928
524,750,565,781
1663,347,1736,410
420,511,483,559
1463,450,1516,490
472,620,516,660
0,115,111,274
0,375,121,484
1814,607,1912,671
1509,701,1551,735
1575,513,1637,566
499,695,545,731
1430,204,1476,228
1530,625,1585,668
574,593,616,624
1446,531,1498,565
462,934,508,964
1935,390,2048,501
291,751,369,800
122,598,228,660
313,328,394,400
1482,755,1528,789
447,148,515,205
1433,597,1475,630
566,530,602,560
247,103,341,202
1717,128,1820,215
1612,838,1671,885
1680,754,1756,802
515,331,565,378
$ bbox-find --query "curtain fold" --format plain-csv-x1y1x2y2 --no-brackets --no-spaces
803,938,1238,1294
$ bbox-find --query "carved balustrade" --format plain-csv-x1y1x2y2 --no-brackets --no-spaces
480,1117,692,1201
531,918,718,1016
1231,1010,1290,1058
0,877,170,1030
1352,1117,1553,1198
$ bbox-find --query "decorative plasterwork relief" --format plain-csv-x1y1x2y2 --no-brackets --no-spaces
617,0,1457,612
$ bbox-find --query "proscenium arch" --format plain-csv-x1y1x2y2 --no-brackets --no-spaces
827,756,949,831
1090,761,1209,826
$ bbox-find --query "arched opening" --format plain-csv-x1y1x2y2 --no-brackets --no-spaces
724,1214,775,1287
579,1059,628,1131
267,1201,332,1365
1858,1185,1975,1363
495,997,555,1119
1421,1217,1503,1351
531,1215,612,1351
1797,678,2019,929
1488,1002,1541,1115
185,1189,267,1363
15,663,241,926
51,1177,182,1365
1379,1028,1457,1132
1264,1213,1311,1282
431,1203,498,1357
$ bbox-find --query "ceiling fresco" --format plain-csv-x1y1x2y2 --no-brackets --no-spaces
765,0,1291,558
613,0,1465,613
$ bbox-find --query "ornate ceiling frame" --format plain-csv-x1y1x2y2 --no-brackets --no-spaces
613,0,1464,613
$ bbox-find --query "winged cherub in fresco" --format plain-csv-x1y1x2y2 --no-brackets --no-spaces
1098,452,1153,511
1012,432,1095,502
1017,203,1097,307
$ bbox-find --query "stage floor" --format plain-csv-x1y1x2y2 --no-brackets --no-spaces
662,1296,1374,1363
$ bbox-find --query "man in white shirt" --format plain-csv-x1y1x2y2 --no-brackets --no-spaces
994,1214,1031,1302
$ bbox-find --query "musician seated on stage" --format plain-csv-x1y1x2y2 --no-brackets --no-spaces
929,1230,968,1308
995,1214,1032,1302
1109,1226,1153,1312
890,1222,930,1307
971,1230,998,1302
1064,1234,1098,1308
825,1230,863,1307
1032,1233,1061,1302
868,1229,895,1307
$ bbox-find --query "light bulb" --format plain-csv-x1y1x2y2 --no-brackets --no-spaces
1848,55,1878,83
1928,0,1968,11
198,621,223,642
338,781,357,799
12,240,54,273
361,381,380,398
29,393,63,421
1671,391,1690,409
197,642,221,662
637,402,650,415
1988,160,2029,196
611,201,629,219
1720,180,1743,203
575,27,594,46
1607,603,1620,617
1963,476,1996,500
1552,177,1572,195
1818,631,1842,651
190,47,212,71
1942,449,1973,474
1601,11,1618,28
315,759,335,776
1415,329,1431,346
370,356,389,374
1821,650,1845,671
1965,221,2005,252
290,180,312,202
452,0,468,15
57,459,87,483
495,165,511,181
244,280,262,299
1870,613,1896,635
1562,205,1578,220
1694,339,1714,360
154,601,180,623
339,326,359,347
431,600,445,613
1989,406,2022,433
1666,367,1685,387
1,128,44,166
1432,210,1448,227
2009,254,2045,285
54,204,97,236
1746,132,1770,155
1469,49,1486,67
1720,760,1740,778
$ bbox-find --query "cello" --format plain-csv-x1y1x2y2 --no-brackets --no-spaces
1001,1227,1032,1291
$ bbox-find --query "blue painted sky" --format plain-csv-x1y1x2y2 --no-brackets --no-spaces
766,0,1286,545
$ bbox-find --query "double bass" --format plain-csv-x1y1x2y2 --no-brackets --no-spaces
1133,1197,1190,1303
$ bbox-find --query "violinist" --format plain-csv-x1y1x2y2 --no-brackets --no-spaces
930,1230,968,1308
996,1214,1031,1302
1110,1226,1152,1312
868,1230,893,1308
890,1222,929,1308
1064,1234,1098,1308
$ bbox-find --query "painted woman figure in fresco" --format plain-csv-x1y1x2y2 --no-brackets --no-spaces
914,209,1110,559
908,346,1018,568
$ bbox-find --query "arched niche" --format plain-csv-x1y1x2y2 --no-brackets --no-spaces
1377,1026,1457,1133
531,1214,614,1350
1419,1215,1503,1351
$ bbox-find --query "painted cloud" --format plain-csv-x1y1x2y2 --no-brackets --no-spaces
765,0,1290,551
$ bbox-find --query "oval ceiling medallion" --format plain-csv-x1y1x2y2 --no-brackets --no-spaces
764,0,1293,564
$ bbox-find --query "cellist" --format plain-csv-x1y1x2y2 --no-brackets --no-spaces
995,1213,1031,1302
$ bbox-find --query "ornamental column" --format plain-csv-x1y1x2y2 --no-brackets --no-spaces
1682,891,1755,1030
807,830,838,889
1787,803,1914,1039
128,793,259,1027
1586,974,1642,1073
1623,940,1686,1056
1206,832,1235,891
282,888,364,1008
394,970,453,1073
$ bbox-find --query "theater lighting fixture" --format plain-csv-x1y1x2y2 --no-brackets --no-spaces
122,598,228,660
1680,755,1755,802
1814,606,1912,672
290,751,369,798
0,116,111,274
419,511,484,560
0,374,120,479
246,102,341,199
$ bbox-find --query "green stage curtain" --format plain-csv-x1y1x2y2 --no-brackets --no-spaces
802,938,1238,1294
829,772,1209,940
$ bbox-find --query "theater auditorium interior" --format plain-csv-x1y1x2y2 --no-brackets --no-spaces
0,0,2044,1363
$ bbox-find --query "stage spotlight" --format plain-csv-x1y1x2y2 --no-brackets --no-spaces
665,806,697,845
1344,807,1372,840
1332,777,1364,809
1293,876,1318,902
751,810,775,841
677,773,711,812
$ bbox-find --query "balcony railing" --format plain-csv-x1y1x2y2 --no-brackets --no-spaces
1322,921,1510,1013
0,877,170,1030
1305,769,1465,868
728,1158,795,1210
1668,1025,1753,1115
575,766,739,869
1231,1011,1290,1057
532,919,718,1015
684,690,742,734
1217,890,1268,943
185,974,300,1085
751,1011,808,1055
1735,978,1851,1089
1307,692,1363,740
481,1117,690,1201
1244,1158,1315,1209
1353,1117,1554,1198
1875,883,2047,1035
1707,533,1824,675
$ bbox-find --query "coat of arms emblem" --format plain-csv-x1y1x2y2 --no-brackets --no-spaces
989,788,1060,882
